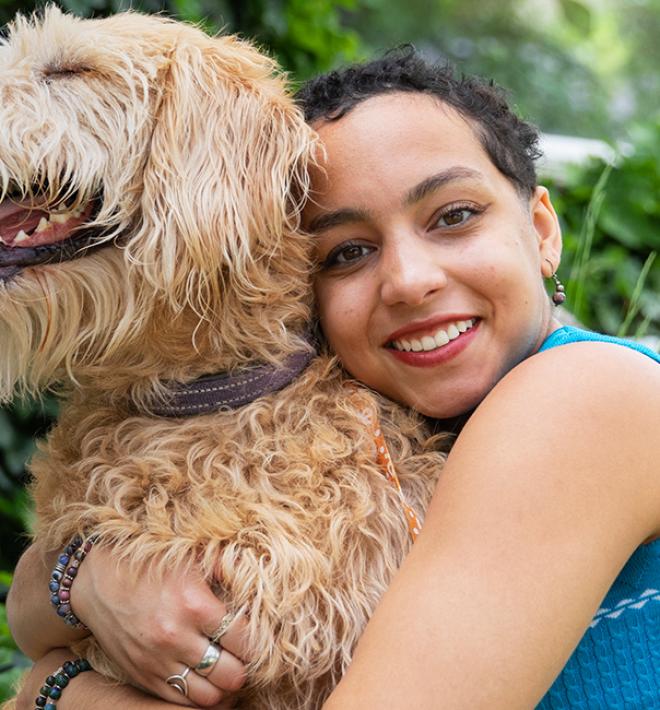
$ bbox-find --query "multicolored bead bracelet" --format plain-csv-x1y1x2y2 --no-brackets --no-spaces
34,657,92,709
48,534,96,628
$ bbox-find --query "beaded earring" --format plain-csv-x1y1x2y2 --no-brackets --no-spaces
544,258,566,305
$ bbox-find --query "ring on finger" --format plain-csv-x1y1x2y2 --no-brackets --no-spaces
194,642,222,677
166,665,191,697
211,603,247,643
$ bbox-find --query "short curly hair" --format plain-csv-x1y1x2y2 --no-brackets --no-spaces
296,47,542,196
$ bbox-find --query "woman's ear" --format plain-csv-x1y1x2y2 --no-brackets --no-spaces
530,186,562,277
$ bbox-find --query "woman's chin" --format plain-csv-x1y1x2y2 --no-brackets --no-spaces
407,379,494,421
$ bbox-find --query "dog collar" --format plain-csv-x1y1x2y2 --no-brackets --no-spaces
150,347,316,417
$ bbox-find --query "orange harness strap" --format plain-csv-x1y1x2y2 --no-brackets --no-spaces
352,390,423,542
371,424,422,542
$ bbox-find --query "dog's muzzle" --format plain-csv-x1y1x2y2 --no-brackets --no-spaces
0,195,107,281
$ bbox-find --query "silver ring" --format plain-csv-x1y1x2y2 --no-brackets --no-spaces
210,603,246,642
194,642,222,677
166,665,191,697
210,612,235,643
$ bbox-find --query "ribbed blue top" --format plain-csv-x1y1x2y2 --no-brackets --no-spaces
536,326,660,709
539,325,660,363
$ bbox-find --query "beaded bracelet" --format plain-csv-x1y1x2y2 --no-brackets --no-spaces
48,534,96,628
34,657,92,709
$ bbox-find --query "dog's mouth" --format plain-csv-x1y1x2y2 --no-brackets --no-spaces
0,192,106,282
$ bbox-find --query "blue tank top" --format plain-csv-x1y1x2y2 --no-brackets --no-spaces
536,326,660,709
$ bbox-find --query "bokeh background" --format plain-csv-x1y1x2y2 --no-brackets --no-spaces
1,0,658,697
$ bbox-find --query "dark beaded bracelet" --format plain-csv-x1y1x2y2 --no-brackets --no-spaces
48,534,97,629
33,657,92,710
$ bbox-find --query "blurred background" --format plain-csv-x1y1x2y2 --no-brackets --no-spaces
0,0,658,697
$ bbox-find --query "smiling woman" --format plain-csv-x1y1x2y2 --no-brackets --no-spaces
305,92,560,419
297,49,660,708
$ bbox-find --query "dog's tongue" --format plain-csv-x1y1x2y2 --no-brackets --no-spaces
0,196,49,221
0,197,86,248
0,200,46,238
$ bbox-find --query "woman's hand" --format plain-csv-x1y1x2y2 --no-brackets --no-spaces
14,648,236,709
8,541,248,708
70,544,248,707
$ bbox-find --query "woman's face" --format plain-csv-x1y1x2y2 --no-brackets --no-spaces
304,92,561,418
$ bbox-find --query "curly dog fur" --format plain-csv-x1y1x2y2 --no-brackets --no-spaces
0,8,446,708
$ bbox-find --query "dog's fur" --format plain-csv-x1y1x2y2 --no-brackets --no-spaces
0,9,446,708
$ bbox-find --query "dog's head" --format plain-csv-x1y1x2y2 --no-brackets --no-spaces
0,7,316,401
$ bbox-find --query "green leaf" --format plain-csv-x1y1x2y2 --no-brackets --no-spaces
0,664,27,704
559,0,592,35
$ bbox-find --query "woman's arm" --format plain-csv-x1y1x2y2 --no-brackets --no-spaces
14,648,235,710
324,343,660,708
7,542,248,706
7,542,88,659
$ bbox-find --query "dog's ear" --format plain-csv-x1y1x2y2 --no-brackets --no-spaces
130,32,315,314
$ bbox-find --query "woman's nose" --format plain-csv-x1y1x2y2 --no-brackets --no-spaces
379,234,448,307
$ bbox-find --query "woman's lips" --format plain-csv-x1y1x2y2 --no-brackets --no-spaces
386,319,480,367
388,318,476,352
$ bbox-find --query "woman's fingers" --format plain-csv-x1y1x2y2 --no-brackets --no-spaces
72,545,252,702
200,645,247,693
156,644,246,708
203,604,250,662
176,667,228,708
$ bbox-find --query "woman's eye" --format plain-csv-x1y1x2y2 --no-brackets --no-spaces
435,206,477,228
322,242,374,268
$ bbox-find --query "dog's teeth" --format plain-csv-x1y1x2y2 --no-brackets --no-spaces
50,211,73,224
36,217,50,233
14,229,29,243
0,235,6,244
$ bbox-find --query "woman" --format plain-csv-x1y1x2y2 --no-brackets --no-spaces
298,49,660,709
9,49,660,709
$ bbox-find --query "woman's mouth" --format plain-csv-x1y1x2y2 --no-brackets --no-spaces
385,317,480,367
388,318,477,352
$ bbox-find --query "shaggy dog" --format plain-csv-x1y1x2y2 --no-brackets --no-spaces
0,8,445,708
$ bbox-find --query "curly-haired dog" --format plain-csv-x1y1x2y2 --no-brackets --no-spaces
0,8,446,708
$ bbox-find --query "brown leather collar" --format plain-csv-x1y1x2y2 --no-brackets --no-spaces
149,348,316,417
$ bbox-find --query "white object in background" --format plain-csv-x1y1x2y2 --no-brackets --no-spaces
537,133,619,180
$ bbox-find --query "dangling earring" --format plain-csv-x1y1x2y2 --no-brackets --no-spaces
544,258,566,305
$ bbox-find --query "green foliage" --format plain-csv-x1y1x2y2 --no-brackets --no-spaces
559,0,592,35
345,0,614,138
0,0,362,78
0,398,55,571
0,572,31,702
544,120,660,339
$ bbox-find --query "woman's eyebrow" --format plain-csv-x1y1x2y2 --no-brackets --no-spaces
307,207,369,234
307,167,485,234
404,167,485,206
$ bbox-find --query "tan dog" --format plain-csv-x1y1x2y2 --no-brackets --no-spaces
0,8,445,708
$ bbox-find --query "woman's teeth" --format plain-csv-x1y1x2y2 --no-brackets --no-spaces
391,319,475,352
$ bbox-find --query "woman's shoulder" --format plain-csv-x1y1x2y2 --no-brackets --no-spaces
494,326,660,422
455,330,660,540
